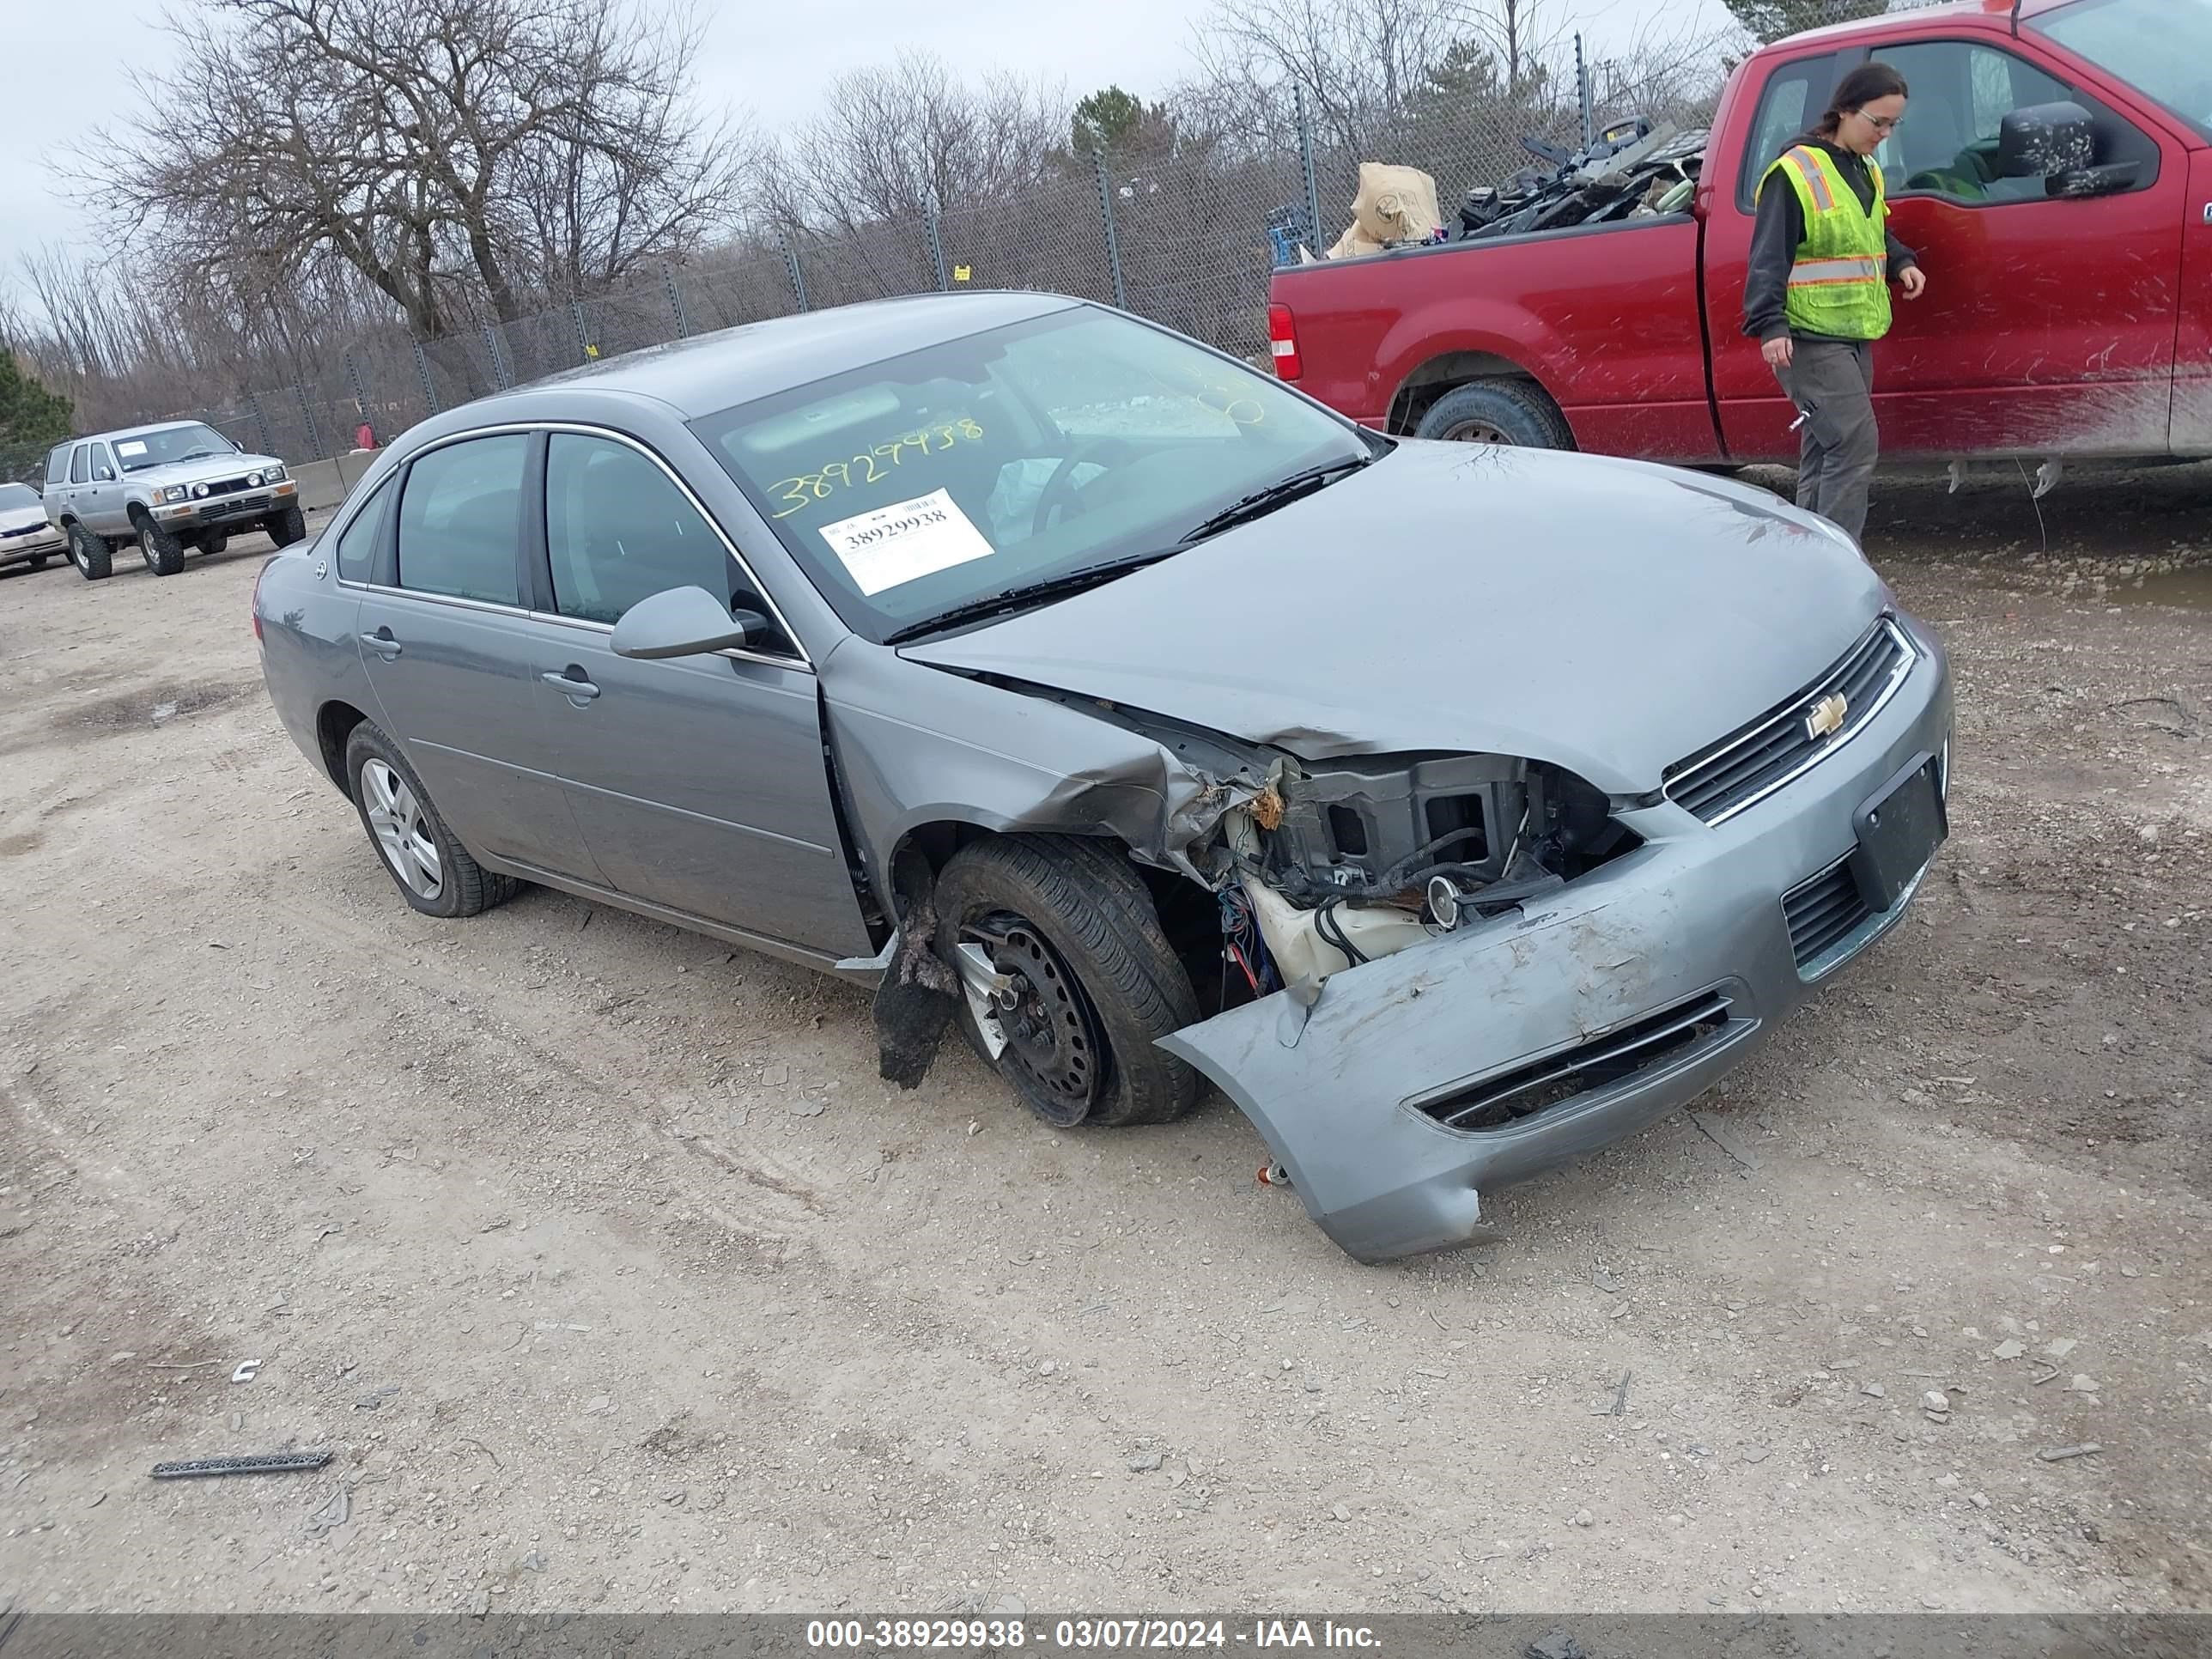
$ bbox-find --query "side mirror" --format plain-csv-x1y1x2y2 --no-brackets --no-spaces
1998,100,2095,179
94,468,113,482
611,585,765,659
2051,160,2141,198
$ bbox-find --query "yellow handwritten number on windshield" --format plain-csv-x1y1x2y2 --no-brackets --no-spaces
768,419,986,519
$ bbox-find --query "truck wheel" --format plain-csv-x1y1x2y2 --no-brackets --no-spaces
68,522,112,581
133,511,186,577
933,835,1202,1129
1413,379,1574,449
195,532,228,556
343,722,520,919
264,502,307,548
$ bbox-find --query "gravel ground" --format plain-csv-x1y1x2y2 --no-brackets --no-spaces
0,466,2207,1617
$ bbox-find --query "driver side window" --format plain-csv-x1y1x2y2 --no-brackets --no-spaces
544,434,781,645
1870,40,2153,204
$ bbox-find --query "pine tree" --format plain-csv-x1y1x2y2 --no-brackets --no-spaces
0,348,72,485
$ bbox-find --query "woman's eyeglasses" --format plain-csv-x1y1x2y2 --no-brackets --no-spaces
1861,112,1904,134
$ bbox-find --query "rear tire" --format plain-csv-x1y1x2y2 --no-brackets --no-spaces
68,522,112,581
342,721,520,920
933,835,1202,1129
1413,379,1574,449
195,532,228,556
134,511,185,577
264,502,307,548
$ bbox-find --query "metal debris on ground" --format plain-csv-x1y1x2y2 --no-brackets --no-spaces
1611,1370,1632,1416
151,1450,332,1480
2037,1443,2105,1462
304,1486,350,1535
230,1359,262,1384
1688,1110,1761,1172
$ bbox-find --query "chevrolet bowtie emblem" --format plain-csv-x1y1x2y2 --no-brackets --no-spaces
1805,693,1849,741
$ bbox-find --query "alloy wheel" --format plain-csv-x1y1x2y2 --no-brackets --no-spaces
361,759,443,900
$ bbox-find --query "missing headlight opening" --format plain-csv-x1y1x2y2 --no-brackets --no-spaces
1210,752,1642,988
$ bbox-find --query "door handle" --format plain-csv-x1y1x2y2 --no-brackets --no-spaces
542,667,601,702
359,629,402,660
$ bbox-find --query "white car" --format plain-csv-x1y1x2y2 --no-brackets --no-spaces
0,481,66,572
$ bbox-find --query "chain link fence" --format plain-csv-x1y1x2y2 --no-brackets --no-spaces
183,0,1931,473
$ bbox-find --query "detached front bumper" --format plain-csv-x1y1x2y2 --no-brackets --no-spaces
1160,613,1954,1263
153,480,297,532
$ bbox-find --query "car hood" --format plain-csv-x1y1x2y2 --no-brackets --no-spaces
125,453,284,487
0,503,53,532
900,441,1890,795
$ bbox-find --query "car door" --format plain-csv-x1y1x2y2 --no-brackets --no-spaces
352,429,607,884
60,444,92,523
1856,34,2182,458
81,444,123,532
43,446,70,524
521,428,872,959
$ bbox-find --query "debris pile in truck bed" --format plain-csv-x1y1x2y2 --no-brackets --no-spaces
1456,118,1708,242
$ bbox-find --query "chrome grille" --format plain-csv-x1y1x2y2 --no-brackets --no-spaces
1665,617,1914,825
1413,988,1741,1132
1783,857,1871,969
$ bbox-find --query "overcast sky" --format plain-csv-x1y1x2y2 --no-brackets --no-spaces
0,0,1740,307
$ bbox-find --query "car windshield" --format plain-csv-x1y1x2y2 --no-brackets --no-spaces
2038,0,2212,137
691,306,1378,643
0,483,40,510
108,423,239,472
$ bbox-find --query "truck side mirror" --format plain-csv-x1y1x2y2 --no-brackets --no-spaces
1997,100,2095,179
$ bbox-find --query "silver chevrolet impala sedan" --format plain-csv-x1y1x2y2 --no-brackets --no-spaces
255,292,1952,1262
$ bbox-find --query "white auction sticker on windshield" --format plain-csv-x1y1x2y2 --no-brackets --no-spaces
115,441,148,458
817,488,994,597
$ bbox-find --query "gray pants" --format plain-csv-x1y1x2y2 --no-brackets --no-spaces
1775,338,1877,544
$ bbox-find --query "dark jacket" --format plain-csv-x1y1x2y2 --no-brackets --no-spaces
1743,136,1920,343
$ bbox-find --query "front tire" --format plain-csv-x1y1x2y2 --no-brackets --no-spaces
342,722,520,920
1413,379,1574,448
134,512,185,577
933,835,1201,1128
27,554,48,569
195,532,228,556
265,502,307,548
68,522,112,581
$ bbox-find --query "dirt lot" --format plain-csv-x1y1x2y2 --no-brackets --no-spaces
1,465,2208,1618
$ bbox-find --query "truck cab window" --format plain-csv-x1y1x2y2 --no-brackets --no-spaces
1738,54,1838,211
1870,39,2155,204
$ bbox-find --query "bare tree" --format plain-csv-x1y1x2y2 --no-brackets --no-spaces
768,52,1065,232
81,0,756,339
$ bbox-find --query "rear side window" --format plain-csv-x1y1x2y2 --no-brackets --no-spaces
68,445,90,485
545,433,738,625
46,447,69,486
1739,54,1839,210
395,435,528,606
335,478,392,584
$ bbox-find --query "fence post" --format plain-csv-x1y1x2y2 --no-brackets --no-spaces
779,231,811,313
293,383,323,459
482,324,510,390
1576,33,1595,150
1091,150,1128,312
413,341,441,416
663,264,690,338
246,392,275,458
1294,84,1322,257
343,349,370,423
924,195,951,292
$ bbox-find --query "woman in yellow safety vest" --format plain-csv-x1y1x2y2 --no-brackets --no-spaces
1742,63,1929,546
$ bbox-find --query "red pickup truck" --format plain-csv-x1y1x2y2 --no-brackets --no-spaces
1267,0,2212,469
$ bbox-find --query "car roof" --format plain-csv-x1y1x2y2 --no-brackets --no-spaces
504,289,1084,419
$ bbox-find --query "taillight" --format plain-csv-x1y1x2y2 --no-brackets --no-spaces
1267,302,1302,381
